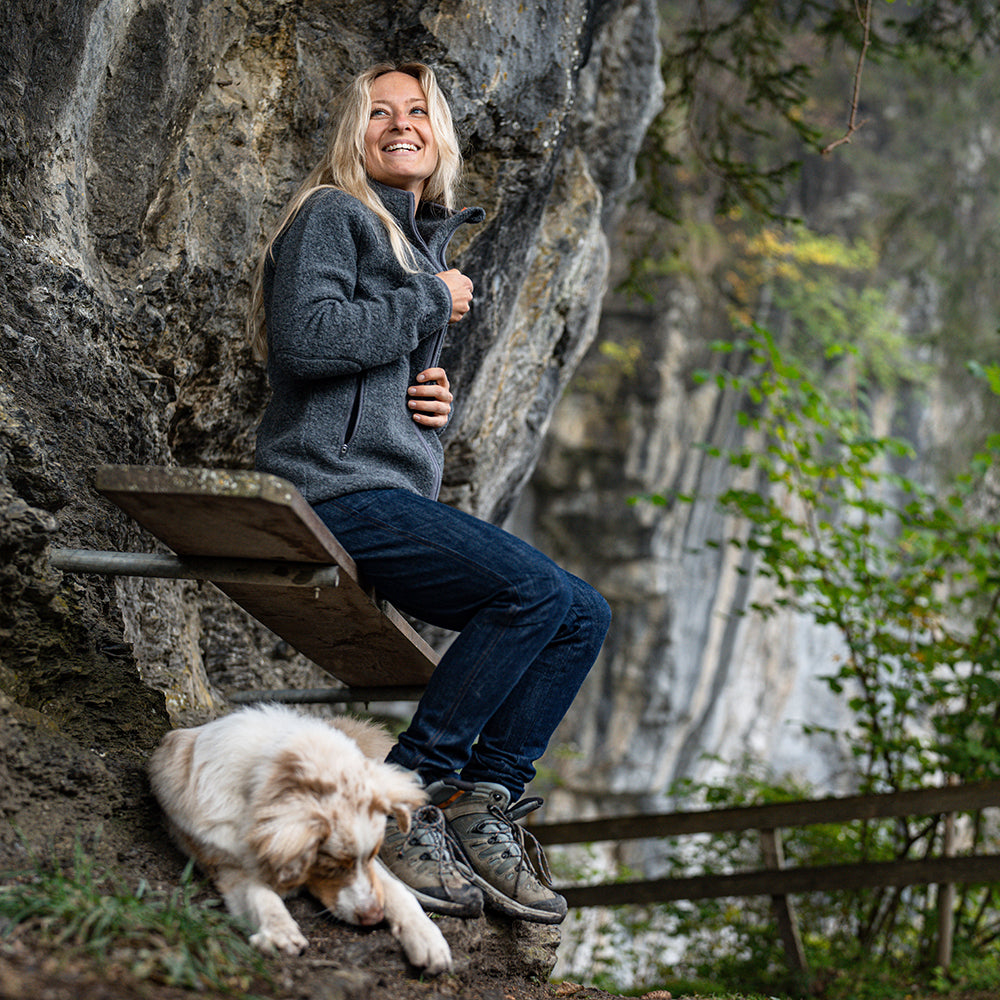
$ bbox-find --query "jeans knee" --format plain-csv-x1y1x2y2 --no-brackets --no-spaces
516,564,575,621
595,589,613,637
575,579,611,645
531,571,610,652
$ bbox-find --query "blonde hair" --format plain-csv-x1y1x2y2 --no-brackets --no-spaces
247,62,462,362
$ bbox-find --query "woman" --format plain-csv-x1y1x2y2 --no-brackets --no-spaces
249,62,610,925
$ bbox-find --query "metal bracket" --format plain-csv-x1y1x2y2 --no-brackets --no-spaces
50,547,340,589
48,547,428,704
228,686,426,705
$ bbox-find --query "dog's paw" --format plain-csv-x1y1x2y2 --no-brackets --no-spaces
397,919,452,975
249,921,309,956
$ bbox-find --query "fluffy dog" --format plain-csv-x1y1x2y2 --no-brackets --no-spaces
148,704,451,973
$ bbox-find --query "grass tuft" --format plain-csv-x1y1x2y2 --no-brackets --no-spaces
0,840,269,995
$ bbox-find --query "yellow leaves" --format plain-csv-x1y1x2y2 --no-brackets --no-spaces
744,225,789,259
597,338,643,378
722,220,889,363
736,223,876,279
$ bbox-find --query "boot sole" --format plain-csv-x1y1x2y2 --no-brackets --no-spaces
401,882,484,918
465,870,567,924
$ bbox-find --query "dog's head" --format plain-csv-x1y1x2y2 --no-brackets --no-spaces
247,736,424,926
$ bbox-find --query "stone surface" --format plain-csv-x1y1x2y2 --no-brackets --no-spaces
2,0,660,722
523,269,857,828
522,246,857,985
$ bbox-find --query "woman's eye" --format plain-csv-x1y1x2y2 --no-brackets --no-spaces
369,106,426,119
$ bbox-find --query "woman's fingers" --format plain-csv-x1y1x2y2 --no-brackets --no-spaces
415,367,450,391
409,368,453,427
436,269,474,323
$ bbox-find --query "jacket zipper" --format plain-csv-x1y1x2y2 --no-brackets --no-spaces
339,373,366,457
405,197,466,497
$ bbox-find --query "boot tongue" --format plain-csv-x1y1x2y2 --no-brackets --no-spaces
506,796,544,823
407,806,449,853
424,776,476,808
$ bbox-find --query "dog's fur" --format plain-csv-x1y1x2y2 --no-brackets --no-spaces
148,704,451,973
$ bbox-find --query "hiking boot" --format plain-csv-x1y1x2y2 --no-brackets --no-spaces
439,782,568,924
379,803,484,917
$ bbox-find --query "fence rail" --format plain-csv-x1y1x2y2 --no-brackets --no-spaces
533,779,1000,847
531,779,1000,974
555,854,1000,909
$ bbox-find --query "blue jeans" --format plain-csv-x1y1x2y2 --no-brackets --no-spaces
313,489,610,800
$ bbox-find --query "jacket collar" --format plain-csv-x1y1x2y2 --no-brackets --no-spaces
369,178,434,223
368,179,485,261
368,178,485,226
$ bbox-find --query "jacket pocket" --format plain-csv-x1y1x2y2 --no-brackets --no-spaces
338,373,366,457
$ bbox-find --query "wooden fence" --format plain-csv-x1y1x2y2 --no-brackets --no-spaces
531,780,1000,974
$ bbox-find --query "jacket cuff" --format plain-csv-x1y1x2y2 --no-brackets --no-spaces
422,272,456,329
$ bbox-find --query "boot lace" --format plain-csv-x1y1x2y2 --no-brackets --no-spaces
478,798,557,889
389,804,471,897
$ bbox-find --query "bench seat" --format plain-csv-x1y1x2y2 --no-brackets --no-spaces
95,465,438,689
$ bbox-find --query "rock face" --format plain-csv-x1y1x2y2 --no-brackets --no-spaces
524,276,857,829
525,256,860,986
0,0,660,868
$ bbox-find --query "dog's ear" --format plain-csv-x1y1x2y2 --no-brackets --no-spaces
370,763,426,835
249,809,331,891
249,747,336,890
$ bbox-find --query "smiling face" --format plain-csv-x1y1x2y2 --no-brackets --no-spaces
363,71,439,203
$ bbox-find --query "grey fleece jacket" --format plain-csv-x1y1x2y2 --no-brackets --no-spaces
254,181,485,504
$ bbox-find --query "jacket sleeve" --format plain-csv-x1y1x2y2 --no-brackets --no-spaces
265,190,453,380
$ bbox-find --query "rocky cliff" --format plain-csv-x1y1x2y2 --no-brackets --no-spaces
523,270,856,823
0,0,659,871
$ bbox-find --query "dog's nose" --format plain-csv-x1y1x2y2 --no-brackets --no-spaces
356,902,384,926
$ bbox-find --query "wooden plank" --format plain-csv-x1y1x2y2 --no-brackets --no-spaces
96,466,357,564
95,465,438,688
561,854,1000,908
533,780,1000,845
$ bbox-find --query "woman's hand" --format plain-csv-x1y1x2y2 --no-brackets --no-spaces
408,368,453,428
436,269,474,324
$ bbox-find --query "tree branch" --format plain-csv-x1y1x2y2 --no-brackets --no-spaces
822,0,875,155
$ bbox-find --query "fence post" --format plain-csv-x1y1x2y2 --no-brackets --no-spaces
936,805,957,970
760,828,808,978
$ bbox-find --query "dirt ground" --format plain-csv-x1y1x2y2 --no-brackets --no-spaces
0,674,640,1000
0,946,640,1000
0,670,663,1000
0,897,638,1000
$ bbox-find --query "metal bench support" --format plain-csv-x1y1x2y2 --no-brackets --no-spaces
50,547,341,590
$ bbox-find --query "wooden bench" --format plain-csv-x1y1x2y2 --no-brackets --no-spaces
51,466,438,699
